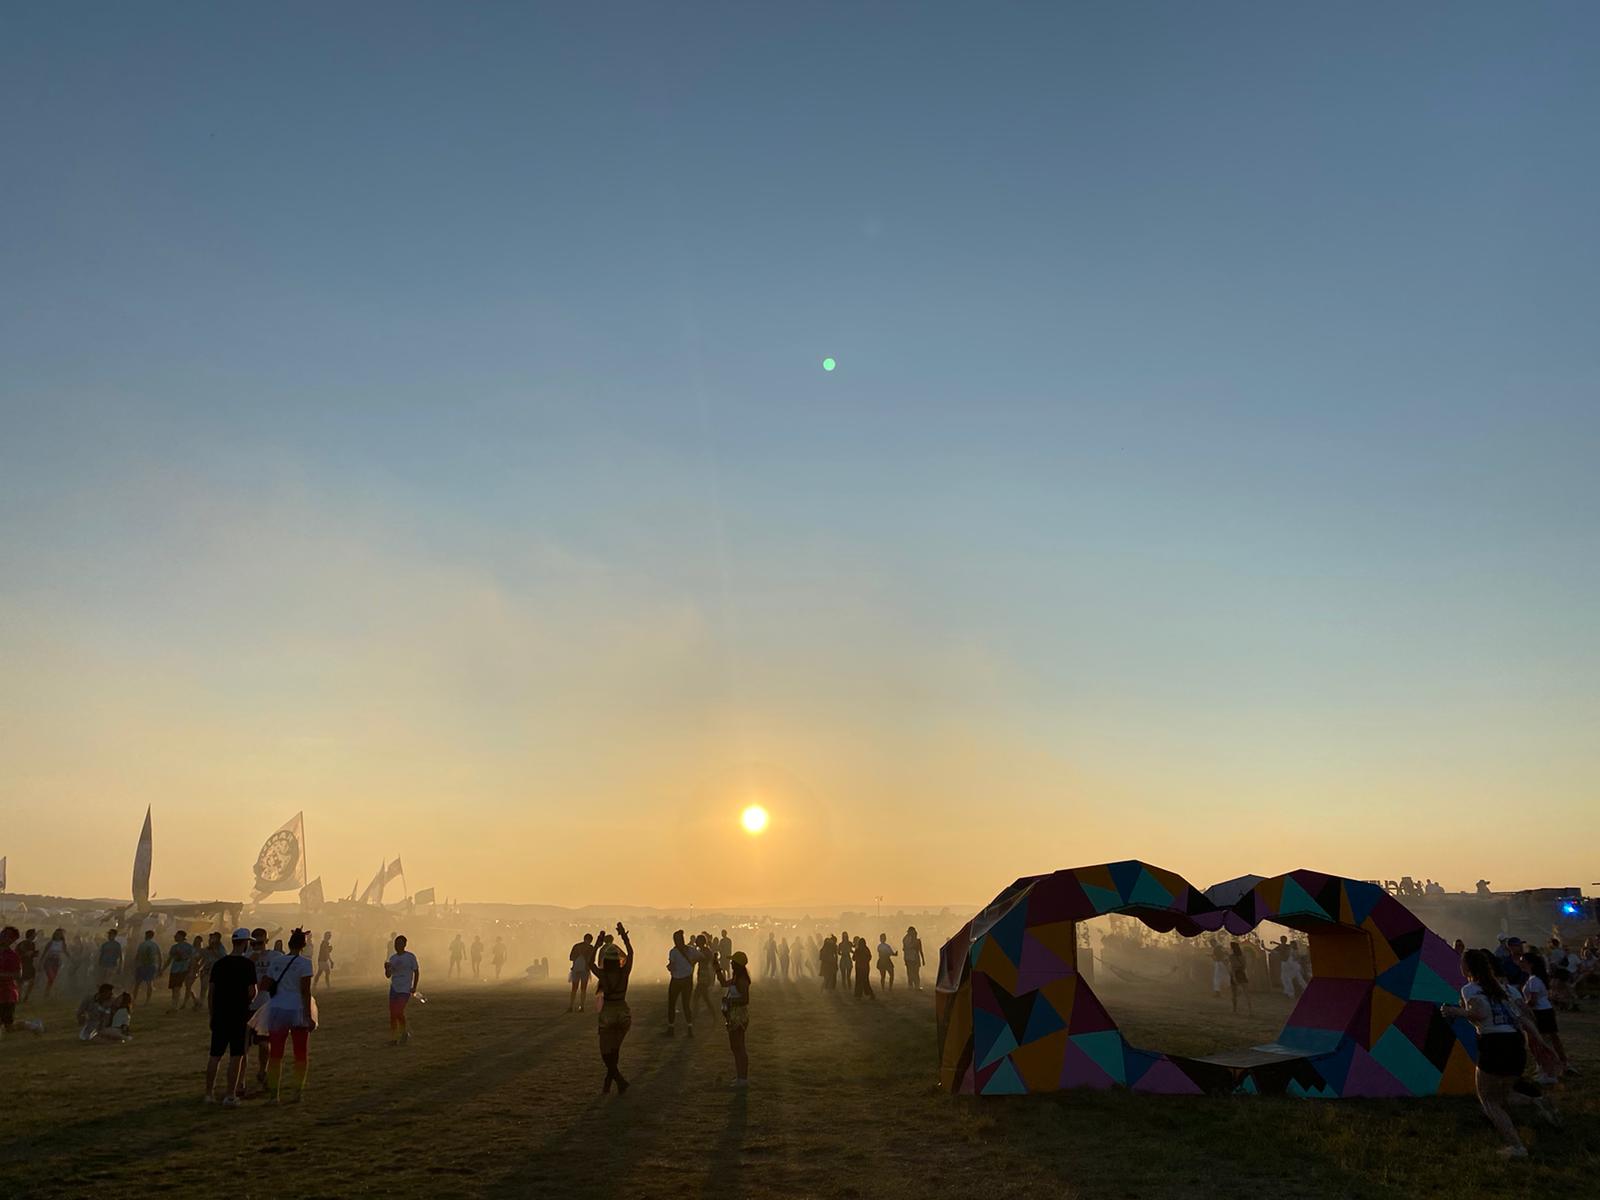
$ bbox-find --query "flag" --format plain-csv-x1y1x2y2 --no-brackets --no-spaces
250,812,307,900
300,877,325,910
414,887,436,906
132,806,153,909
358,857,402,905
0,855,7,892
348,879,359,902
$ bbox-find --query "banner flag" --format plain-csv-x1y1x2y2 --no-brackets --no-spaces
251,812,307,900
414,887,436,906
0,855,7,892
358,860,386,905
348,879,359,901
132,806,153,909
300,877,325,909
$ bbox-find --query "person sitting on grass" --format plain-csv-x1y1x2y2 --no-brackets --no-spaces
78,983,116,1040
98,992,136,1043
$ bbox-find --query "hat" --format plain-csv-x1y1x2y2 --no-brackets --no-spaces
731,951,748,966
1505,936,1524,947
231,927,251,942
599,943,623,964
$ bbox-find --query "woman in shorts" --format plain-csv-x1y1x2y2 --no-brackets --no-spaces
1440,948,1558,1157
1519,951,1571,1079
716,948,752,1088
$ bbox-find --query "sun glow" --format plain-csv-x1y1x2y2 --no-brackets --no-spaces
740,804,770,835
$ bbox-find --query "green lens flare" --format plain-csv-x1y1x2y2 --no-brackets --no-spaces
822,357,836,372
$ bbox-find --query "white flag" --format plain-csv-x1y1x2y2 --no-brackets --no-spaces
251,812,307,900
131,806,153,909
300,876,325,910
0,855,7,892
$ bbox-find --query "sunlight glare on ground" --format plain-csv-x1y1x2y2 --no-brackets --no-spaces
740,804,770,834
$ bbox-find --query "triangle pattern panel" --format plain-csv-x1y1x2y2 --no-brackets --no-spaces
939,861,1474,1101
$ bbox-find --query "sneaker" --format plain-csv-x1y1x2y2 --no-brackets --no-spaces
1497,1144,1528,1158
221,1095,240,1109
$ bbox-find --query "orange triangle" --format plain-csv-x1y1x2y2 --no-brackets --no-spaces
1074,863,1115,893
1439,1040,1476,1096
1010,1029,1068,1092
1338,886,1355,927
976,933,1019,994
1367,919,1399,976
1368,986,1406,1045
1030,920,1079,966
1039,974,1077,1027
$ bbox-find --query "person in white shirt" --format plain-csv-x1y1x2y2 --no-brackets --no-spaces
1518,951,1572,1079
1440,948,1558,1157
263,927,316,1103
247,928,278,1094
664,929,700,1037
385,934,421,1046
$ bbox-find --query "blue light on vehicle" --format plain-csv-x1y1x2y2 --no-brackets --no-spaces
1560,901,1580,916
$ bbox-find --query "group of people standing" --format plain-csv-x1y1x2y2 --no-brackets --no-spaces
816,927,928,997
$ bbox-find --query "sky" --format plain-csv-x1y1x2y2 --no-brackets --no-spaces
2,5,1597,908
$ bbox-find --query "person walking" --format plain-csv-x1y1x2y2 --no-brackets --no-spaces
263,928,316,1103
385,934,420,1045
902,927,926,991
718,929,733,964
693,934,719,1018
132,931,162,1004
470,935,484,980
314,932,335,991
591,923,635,1095
1229,942,1252,1015
665,929,700,1037
716,949,752,1088
820,935,839,990
204,928,258,1106
778,937,791,981
163,931,197,1011
876,934,898,992
838,931,853,991
852,937,875,1000
1518,951,1571,1079
491,936,507,980
568,934,596,1012
16,930,38,1004
447,934,465,980
180,934,208,1011
0,926,22,1036
1440,948,1559,1157
97,929,124,986
40,928,71,998
762,933,779,980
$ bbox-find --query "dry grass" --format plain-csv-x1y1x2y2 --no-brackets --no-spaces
3,973,1596,1198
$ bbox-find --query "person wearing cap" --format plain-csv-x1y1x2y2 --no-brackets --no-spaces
205,928,259,1106
589,923,634,1094
715,948,753,1087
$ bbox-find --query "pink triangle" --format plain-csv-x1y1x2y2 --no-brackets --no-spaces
1015,932,1076,993
1059,1037,1116,1090
1341,1044,1411,1098
1131,1058,1204,1096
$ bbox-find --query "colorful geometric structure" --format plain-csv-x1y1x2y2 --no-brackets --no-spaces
936,862,1478,1098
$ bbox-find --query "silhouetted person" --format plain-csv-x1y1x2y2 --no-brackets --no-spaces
665,929,699,1036
876,933,897,991
718,929,732,963
820,935,839,990
568,933,596,1011
763,933,778,979
693,933,718,1017
470,935,484,979
1228,942,1252,1015
447,934,465,979
778,937,791,981
902,927,926,990
852,938,875,999
838,931,853,990
716,950,752,1088
591,924,634,1094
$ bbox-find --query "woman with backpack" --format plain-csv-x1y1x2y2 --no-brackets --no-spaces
261,927,316,1103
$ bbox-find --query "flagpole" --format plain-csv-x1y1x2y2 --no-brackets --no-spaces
300,811,309,887
400,858,409,905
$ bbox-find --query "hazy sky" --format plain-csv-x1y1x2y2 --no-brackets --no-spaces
3,5,1597,907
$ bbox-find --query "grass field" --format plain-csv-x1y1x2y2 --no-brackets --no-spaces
4,974,1596,1199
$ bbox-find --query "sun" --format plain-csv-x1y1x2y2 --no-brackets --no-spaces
740,804,769,835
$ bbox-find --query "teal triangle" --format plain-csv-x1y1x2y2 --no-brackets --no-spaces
1375,957,1419,996
1127,869,1174,908
1081,884,1123,914
979,1021,1019,1069
1370,1027,1441,1096
988,900,1028,966
1237,1074,1258,1095
1022,995,1066,1044
1277,875,1327,919
974,1008,1008,1061
1344,880,1384,926
982,1056,1027,1095
1070,1030,1126,1084
1410,961,1458,1004
1108,860,1143,898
